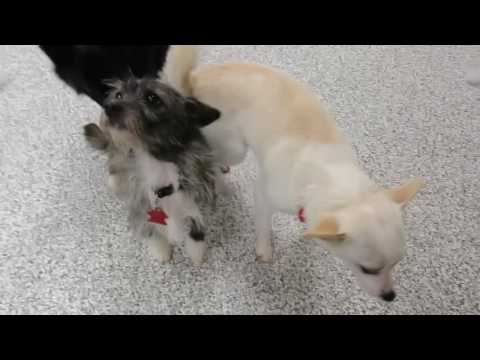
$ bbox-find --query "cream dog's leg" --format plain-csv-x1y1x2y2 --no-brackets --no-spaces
254,174,274,263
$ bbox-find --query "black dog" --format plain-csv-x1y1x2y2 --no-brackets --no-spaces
39,45,171,107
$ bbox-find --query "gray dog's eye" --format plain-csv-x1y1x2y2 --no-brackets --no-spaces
146,92,162,107
115,92,123,100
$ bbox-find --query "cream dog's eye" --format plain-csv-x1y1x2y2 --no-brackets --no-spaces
360,266,382,275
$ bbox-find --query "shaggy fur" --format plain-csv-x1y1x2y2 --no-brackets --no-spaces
84,75,221,265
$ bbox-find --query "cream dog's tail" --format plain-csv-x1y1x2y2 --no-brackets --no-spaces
162,45,199,96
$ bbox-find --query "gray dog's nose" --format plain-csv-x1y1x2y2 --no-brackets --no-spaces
381,291,396,302
105,104,124,118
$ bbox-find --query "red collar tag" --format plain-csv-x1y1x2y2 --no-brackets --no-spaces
148,208,169,225
298,208,306,223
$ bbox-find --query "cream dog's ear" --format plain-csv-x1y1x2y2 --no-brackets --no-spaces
385,177,425,208
303,215,346,242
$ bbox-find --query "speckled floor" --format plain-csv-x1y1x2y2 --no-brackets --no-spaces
0,45,479,314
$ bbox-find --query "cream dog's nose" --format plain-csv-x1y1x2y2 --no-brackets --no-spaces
381,291,396,302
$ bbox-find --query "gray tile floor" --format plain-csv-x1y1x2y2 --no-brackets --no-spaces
0,45,479,314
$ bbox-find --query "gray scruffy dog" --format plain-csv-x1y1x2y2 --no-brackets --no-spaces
84,77,223,265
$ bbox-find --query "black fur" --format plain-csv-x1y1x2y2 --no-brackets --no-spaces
39,45,171,107
188,218,206,242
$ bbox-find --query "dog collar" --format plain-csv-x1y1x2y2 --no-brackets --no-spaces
148,208,169,225
298,208,306,223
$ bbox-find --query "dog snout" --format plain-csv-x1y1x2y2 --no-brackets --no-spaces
105,104,129,129
105,104,125,119
381,290,396,302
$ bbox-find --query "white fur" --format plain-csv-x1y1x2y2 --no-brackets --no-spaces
162,45,199,96
185,238,207,266
147,231,172,264
101,130,208,265
135,148,206,264
136,149,180,199
170,58,424,299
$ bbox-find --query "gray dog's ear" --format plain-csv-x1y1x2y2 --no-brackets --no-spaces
184,97,221,128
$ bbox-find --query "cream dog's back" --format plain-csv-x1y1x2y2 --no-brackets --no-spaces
190,62,346,147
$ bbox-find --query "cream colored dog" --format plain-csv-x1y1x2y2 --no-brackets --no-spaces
165,46,425,301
